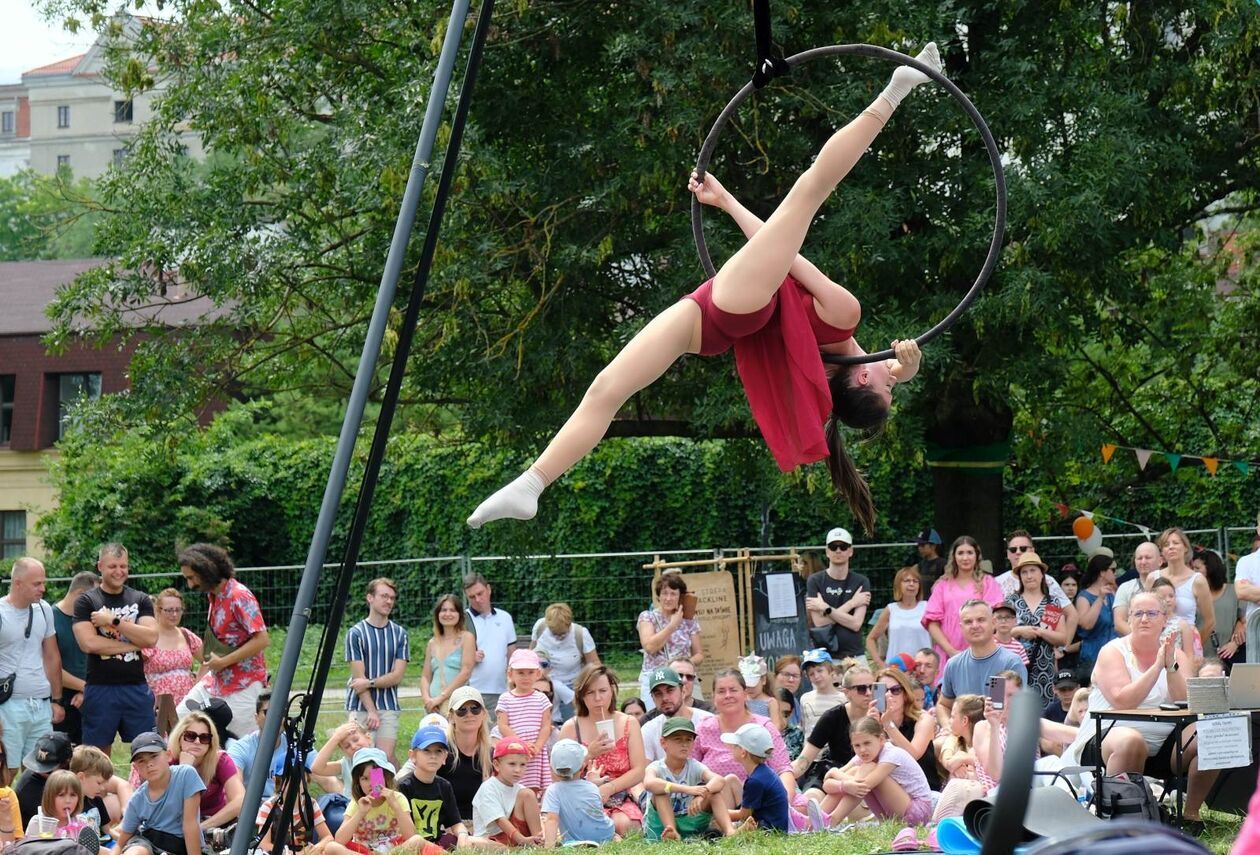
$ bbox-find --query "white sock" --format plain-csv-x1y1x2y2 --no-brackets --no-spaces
467,468,548,528
876,42,941,115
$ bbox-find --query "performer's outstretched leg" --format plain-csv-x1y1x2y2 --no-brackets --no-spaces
711,42,940,314
467,301,698,528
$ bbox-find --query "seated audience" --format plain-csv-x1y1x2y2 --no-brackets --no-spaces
721,724,791,833
395,726,469,849
164,711,244,830
117,732,206,855
640,667,714,763
1063,591,1216,832
937,600,1027,712
255,754,339,854
557,665,646,835
772,656,803,726
791,664,875,786
15,732,73,827
542,739,617,845
335,747,425,853
931,695,987,820
798,649,842,736
872,667,940,791
472,741,543,847
816,716,933,828
1042,670,1080,724
775,688,804,760
619,697,647,720
643,718,734,839
439,687,493,824
72,745,129,836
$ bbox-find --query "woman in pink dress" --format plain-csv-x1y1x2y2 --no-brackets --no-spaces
468,44,944,535
143,587,202,707
922,536,1004,664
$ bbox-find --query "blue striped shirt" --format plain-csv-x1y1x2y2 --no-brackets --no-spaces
344,619,410,712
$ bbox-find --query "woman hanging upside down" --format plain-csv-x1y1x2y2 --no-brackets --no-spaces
469,43,941,535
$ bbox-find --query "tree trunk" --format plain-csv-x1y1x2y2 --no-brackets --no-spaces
926,379,1013,564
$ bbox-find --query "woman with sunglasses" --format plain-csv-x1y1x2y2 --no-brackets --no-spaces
869,667,940,792
165,711,244,830
789,665,875,794
922,536,1003,664
143,588,202,709
440,686,493,824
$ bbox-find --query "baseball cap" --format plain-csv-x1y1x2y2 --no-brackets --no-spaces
186,696,236,745
825,527,852,547
1054,670,1080,689
493,739,531,760
887,652,917,673
508,648,542,670
649,667,681,690
801,648,834,666
550,739,587,776
661,717,697,739
411,726,449,751
916,528,942,546
25,732,73,772
350,746,396,776
992,602,1017,615
128,732,168,762
419,713,450,732
447,686,485,714
720,723,773,758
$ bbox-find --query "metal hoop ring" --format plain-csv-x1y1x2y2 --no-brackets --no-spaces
691,44,1007,365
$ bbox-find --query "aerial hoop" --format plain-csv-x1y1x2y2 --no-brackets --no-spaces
691,43,1007,366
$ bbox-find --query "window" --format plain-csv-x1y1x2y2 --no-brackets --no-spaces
56,155,70,170
0,375,12,445
57,372,101,439
114,99,133,123
112,148,126,168
0,512,24,559
1,111,12,134
57,105,70,128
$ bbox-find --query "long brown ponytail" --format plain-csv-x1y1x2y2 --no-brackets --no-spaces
825,416,876,536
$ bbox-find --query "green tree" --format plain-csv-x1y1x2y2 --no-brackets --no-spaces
37,0,1260,552
0,170,98,260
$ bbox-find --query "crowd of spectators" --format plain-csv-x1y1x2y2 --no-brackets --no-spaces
2,518,1256,852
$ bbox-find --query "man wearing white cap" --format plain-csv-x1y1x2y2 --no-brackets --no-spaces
805,527,871,661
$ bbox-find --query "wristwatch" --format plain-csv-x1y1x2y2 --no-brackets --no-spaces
111,616,121,627
369,678,376,689
822,606,833,617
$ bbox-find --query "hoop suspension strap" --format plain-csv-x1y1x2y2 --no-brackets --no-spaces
751,0,789,89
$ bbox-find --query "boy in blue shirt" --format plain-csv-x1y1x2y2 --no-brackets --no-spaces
540,740,616,846
720,724,790,833
116,733,206,855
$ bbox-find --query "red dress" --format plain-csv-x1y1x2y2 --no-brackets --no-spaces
684,276,855,470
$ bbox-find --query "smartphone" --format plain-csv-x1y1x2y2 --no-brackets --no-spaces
368,766,385,799
873,682,887,713
987,676,1005,711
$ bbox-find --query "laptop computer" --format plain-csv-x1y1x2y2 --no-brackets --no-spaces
1229,663,1260,709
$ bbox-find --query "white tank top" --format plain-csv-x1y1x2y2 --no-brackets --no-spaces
886,601,931,661
1087,635,1170,713
1172,572,1200,623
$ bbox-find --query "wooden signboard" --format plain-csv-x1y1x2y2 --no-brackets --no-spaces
678,570,740,694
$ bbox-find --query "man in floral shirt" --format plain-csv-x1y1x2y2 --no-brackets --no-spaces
176,543,271,737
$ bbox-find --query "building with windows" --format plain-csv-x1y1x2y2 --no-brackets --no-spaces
1,14,201,179
0,259,213,558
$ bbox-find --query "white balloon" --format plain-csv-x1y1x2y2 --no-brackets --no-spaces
1078,527,1103,554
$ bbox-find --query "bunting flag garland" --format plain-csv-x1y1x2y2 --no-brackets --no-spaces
1098,444,1258,477
1023,493,1156,537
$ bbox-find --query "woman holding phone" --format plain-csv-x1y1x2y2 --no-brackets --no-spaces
636,573,703,707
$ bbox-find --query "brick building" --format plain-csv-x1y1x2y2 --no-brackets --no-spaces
1,259,213,557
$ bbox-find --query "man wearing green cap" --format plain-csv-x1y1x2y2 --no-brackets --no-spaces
639,667,714,762
643,717,735,839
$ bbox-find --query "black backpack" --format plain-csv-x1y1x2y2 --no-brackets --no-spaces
1096,772,1166,824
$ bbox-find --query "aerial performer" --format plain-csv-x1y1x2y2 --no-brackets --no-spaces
468,43,942,535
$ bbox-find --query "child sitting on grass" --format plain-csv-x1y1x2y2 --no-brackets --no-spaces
36,770,98,851
71,745,123,837
471,741,543,847
256,753,340,854
719,724,790,833
818,716,933,827
334,748,428,854
395,727,468,851
799,650,842,736
642,718,735,840
540,739,616,846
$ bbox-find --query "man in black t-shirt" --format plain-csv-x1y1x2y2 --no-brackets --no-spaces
804,527,872,660
72,543,159,752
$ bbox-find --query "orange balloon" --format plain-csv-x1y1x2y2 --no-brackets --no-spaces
1072,517,1095,539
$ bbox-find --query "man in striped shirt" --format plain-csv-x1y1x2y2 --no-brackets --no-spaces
345,578,410,767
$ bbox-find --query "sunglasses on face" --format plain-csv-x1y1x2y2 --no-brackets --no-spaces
1007,545,1033,553
847,683,874,694
182,731,212,745
884,685,905,696
455,703,484,717
677,673,697,682
828,543,851,551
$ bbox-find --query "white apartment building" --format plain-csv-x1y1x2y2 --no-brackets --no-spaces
1,14,200,180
